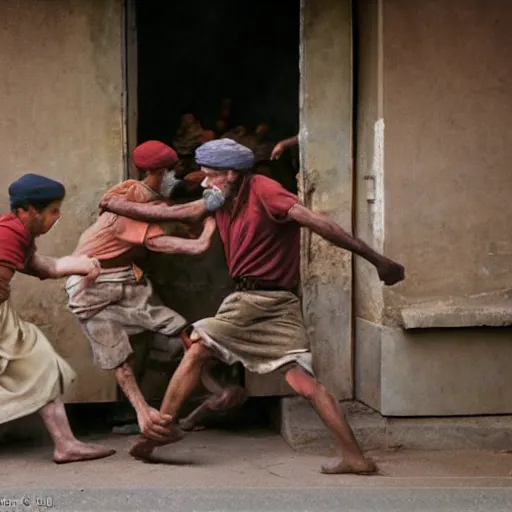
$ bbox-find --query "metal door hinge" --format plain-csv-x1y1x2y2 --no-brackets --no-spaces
363,175,376,204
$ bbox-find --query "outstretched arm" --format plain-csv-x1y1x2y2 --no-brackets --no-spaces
288,204,404,285
270,135,299,160
100,197,207,223
23,253,101,281
99,188,226,223
144,217,217,256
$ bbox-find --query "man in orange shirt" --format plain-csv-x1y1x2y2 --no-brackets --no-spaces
66,141,217,445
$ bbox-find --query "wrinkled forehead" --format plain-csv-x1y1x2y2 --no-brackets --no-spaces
201,167,226,177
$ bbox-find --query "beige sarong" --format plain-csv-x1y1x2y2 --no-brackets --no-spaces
0,300,76,425
191,291,313,374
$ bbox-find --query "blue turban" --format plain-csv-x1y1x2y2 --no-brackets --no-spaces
9,173,66,210
195,138,254,171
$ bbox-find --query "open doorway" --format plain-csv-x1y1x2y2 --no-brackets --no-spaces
122,0,301,424
135,0,300,192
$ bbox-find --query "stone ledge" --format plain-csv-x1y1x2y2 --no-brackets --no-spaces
400,299,512,329
279,397,512,454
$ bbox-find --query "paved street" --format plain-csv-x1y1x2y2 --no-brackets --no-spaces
2,487,512,512
1,429,512,511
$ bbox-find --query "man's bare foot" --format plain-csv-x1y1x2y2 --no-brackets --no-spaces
129,437,156,461
53,442,115,464
320,458,378,475
129,425,185,461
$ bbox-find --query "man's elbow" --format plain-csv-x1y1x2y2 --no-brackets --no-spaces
288,203,316,227
187,237,211,256
114,362,132,379
199,237,212,254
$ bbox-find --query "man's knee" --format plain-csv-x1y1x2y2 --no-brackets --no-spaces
285,366,324,400
186,339,212,361
180,328,194,350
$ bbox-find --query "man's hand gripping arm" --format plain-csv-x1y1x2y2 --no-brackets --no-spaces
144,217,217,255
23,253,101,289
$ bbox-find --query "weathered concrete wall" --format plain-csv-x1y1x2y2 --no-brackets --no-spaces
299,0,353,399
355,0,512,416
0,0,124,402
358,318,512,416
384,0,512,314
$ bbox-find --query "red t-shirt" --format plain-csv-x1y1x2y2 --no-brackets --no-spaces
0,213,35,271
215,175,300,289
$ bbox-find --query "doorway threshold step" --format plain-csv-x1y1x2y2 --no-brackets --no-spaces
278,397,512,454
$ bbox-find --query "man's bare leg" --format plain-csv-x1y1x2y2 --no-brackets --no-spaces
129,339,213,460
179,362,246,431
115,362,178,442
284,366,377,475
39,399,115,464
179,383,246,431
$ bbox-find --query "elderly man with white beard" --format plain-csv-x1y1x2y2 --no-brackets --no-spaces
102,138,405,474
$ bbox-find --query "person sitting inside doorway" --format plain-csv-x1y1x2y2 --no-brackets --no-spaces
173,113,205,158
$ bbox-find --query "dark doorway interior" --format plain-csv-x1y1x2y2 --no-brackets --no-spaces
136,0,300,146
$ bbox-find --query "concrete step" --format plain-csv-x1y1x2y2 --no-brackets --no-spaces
278,397,512,454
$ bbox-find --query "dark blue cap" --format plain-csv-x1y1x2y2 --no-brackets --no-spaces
195,138,254,171
9,173,66,209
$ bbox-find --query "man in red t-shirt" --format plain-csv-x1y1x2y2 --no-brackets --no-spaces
0,173,115,463
102,139,404,474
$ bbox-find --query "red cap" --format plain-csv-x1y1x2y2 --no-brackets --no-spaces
132,140,178,171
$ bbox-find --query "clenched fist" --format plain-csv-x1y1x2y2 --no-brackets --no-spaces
376,258,405,286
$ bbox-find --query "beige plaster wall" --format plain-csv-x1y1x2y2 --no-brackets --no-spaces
355,0,512,416
0,0,124,402
383,0,512,315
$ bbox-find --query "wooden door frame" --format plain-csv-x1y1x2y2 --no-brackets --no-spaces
122,0,138,180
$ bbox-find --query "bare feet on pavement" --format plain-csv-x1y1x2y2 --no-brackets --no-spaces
53,441,115,464
320,457,378,475
129,424,185,461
